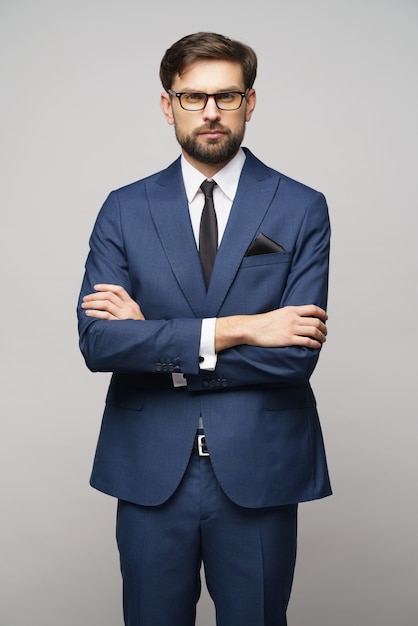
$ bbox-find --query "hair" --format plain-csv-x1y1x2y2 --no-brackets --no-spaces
159,32,257,92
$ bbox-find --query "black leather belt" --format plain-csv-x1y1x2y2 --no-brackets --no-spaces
195,433,210,457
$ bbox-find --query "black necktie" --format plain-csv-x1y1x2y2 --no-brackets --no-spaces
199,180,218,287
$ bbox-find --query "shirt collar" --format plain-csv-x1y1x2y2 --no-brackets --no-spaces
181,148,246,202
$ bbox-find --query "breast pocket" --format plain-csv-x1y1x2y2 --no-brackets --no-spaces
222,252,292,315
240,251,291,269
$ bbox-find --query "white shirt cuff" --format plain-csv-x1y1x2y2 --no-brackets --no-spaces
199,318,217,370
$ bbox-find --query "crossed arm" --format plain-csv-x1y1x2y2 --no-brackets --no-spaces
81,283,328,352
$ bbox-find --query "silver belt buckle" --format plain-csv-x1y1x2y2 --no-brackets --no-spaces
197,434,210,457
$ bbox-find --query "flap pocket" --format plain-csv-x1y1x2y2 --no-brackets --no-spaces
105,374,144,411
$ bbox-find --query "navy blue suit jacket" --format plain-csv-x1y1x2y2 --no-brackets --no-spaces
77,149,332,508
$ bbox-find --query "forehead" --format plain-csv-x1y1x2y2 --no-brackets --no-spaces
172,59,245,91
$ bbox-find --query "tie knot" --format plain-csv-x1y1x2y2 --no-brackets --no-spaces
200,179,216,199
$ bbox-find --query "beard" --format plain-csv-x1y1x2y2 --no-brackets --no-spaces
174,122,245,165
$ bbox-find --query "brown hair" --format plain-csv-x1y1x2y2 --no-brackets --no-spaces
159,32,257,92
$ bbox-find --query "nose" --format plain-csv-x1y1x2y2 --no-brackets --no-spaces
202,95,221,121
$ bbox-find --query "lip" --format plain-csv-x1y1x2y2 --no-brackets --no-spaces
199,130,225,139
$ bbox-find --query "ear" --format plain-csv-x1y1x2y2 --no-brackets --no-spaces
245,89,256,122
160,92,175,125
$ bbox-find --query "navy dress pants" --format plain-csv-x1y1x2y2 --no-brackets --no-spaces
116,447,298,626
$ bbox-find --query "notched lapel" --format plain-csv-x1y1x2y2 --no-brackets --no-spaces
205,156,282,317
146,153,282,319
147,161,207,316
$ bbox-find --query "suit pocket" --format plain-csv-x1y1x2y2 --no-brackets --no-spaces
105,374,145,411
240,251,291,269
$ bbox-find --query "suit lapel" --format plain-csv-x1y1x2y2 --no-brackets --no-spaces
146,152,281,319
205,151,281,316
146,159,207,316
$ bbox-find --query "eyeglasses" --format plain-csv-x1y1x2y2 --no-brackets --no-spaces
168,89,247,111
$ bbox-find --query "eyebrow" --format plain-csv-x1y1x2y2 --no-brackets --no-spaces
178,85,244,92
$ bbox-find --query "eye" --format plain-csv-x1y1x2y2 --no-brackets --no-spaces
183,92,206,103
216,92,236,102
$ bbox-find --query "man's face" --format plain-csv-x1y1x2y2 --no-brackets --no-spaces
160,59,256,174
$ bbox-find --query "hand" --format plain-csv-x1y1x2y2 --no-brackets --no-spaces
82,284,144,320
247,305,328,348
215,305,328,352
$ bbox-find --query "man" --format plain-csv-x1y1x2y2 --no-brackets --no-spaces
78,31,331,626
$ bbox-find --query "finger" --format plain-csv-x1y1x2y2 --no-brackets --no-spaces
93,283,123,291
81,299,119,316
93,284,131,301
292,334,324,349
292,305,328,321
305,319,328,336
83,291,123,308
293,314,327,334
296,325,327,343
305,306,327,321
83,291,116,302
84,309,118,320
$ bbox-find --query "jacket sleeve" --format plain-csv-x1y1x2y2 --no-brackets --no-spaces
186,191,331,391
77,191,202,375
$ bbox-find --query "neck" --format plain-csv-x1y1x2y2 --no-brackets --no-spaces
181,150,237,178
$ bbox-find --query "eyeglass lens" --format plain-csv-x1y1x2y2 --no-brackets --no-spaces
179,92,244,110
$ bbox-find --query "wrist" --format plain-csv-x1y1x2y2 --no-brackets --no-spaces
215,315,250,352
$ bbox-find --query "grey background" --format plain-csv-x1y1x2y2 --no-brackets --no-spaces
1,0,417,624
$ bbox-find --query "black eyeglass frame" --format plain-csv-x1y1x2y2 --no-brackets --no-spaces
168,89,247,111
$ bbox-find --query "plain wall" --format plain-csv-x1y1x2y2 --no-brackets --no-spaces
1,0,417,624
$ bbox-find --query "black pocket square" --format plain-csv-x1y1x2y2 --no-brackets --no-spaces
244,232,286,256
